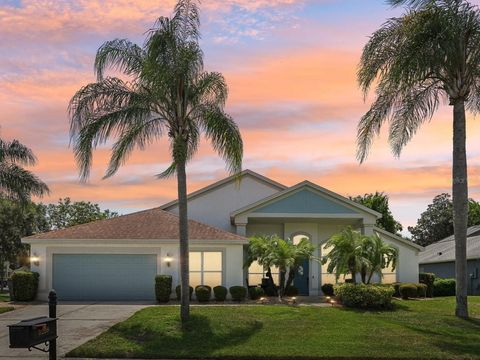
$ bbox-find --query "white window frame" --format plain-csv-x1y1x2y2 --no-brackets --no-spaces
189,250,224,287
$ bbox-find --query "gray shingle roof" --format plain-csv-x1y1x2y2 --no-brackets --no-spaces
419,227,480,264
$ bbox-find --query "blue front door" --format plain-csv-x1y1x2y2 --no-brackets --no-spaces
294,259,309,295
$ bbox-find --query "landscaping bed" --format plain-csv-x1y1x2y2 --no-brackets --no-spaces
67,296,480,359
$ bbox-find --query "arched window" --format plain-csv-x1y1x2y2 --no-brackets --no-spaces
291,232,311,245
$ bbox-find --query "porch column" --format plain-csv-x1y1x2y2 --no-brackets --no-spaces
235,223,247,237
361,223,375,236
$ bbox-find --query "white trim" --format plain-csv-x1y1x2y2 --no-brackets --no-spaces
230,181,382,221
23,238,249,246
160,169,286,210
247,212,365,219
374,227,424,251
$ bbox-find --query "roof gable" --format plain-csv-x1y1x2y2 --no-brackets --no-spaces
23,208,247,242
232,181,382,218
255,188,357,214
160,169,286,210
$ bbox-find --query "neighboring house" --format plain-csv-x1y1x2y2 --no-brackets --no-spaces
419,226,480,295
23,170,422,301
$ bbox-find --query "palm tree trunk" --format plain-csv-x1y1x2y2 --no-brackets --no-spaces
452,99,469,319
177,160,190,323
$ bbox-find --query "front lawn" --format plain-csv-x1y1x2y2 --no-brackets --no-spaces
0,306,13,314
68,297,480,359
0,293,10,302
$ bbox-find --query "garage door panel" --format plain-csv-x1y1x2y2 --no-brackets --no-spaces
53,254,157,301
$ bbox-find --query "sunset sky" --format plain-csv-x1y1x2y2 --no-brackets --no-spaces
2,0,480,234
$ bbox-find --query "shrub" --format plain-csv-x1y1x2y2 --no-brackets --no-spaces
321,283,335,296
155,275,172,303
433,278,456,297
11,271,39,301
195,285,211,302
392,283,401,297
334,284,394,309
419,273,435,297
399,283,418,300
285,285,298,296
175,285,193,300
249,286,265,300
213,286,227,301
229,286,247,301
416,283,427,298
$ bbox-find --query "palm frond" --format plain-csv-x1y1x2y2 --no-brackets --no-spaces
0,139,37,166
94,39,145,81
0,163,49,200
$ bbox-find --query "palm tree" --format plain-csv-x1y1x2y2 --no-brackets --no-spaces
0,137,49,201
362,234,398,284
357,0,480,318
321,227,370,284
68,0,243,323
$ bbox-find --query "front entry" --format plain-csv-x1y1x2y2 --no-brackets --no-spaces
294,258,309,295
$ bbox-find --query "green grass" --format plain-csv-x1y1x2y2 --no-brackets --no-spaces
67,297,480,360
0,306,13,314
0,293,10,302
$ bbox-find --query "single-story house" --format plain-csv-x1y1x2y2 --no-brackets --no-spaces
24,169,423,301
419,226,480,295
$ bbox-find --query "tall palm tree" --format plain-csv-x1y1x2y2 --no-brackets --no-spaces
68,0,243,323
357,0,480,318
321,227,370,284
0,137,49,201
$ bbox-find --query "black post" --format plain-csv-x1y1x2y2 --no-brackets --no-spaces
48,290,57,360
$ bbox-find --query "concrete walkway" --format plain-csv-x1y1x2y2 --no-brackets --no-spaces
0,302,151,359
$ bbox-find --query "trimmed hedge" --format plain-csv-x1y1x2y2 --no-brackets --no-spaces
11,271,39,301
392,283,401,297
229,286,247,301
155,275,172,303
195,285,211,302
175,285,193,300
249,286,265,300
285,285,298,297
416,283,427,298
334,284,394,309
321,283,335,296
433,278,456,297
419,272,435,297
399,283,418,300
213,286,227,301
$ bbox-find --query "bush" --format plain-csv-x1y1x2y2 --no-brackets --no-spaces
285,285,298,296
419,273,435,297
433,278,456,297
399,283,418,300
155,275,172,303
334,284,394,309
321,283,335,296
249,286,265,300
175,285,193,300
416,283,427,298
213,286,227,301
392,283,401,297
229,286,247,301
195,285,211,302
11,271,39,301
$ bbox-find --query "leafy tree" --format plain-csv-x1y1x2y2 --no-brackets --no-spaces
42,197,118,230
357,0,480,318
350,192,403,234
68,0,242,322
322,227,398,285
245,235,316,299
0,137,49,201
0,197,49,289
408,193,480,246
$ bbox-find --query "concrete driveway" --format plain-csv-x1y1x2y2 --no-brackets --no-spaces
0,302,151,359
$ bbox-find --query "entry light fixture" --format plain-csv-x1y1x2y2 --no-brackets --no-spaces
164,253,173,267
30,254,40,266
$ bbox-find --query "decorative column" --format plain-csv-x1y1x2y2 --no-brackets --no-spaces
235,223,247,237
361,223,375,236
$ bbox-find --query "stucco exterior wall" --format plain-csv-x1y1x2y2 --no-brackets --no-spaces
164,175,282,232
29,241,245,301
